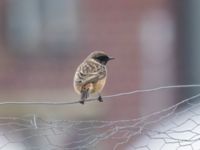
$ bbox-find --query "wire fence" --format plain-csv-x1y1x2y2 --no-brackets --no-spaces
0,84,200,150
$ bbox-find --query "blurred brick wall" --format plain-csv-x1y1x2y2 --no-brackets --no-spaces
0,0,173,113
0,0,174,149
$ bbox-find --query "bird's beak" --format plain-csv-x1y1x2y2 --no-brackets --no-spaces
109,57,115,61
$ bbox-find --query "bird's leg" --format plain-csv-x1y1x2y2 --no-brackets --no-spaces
80,88,89,104
80,94,85,104
97,93,103,102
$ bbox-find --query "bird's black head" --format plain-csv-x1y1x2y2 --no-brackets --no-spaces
90,51,114,65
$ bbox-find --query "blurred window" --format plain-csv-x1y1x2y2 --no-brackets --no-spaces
6,0,78,55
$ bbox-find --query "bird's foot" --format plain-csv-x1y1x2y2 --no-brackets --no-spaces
98,95,103,102
79,100,85,105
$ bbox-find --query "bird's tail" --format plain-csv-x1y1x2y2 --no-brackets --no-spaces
80,88,89,104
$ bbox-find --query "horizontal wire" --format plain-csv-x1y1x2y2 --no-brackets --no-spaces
0,84,199,105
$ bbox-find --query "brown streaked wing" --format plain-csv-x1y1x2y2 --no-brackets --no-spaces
77,60,106,84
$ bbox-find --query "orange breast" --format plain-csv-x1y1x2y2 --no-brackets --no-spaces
74,77,106,95
91,77,106,94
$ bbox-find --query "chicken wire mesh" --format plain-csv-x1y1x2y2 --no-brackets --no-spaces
0,85,200,150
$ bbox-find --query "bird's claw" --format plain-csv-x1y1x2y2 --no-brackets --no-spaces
98,96,103,102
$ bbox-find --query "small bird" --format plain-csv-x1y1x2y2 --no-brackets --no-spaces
73,51,114,104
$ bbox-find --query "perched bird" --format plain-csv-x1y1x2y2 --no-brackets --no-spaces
73,51,114,104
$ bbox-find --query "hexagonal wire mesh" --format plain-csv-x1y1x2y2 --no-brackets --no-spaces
0,84,200,150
